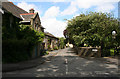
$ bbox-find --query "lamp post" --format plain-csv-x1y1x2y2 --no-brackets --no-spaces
112,30,117,56
112,31,117,39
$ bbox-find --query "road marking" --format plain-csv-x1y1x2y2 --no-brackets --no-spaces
65,59,68,75
65,64,68,75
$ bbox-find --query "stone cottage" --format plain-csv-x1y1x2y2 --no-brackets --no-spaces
44,32,59,50
20,8,45,58
2,2,45,58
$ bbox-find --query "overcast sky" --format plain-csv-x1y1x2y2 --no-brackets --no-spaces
9,0,119,37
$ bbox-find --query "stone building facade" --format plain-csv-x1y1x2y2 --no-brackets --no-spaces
2,2,59,59
2,2,45,58
44,32,59,50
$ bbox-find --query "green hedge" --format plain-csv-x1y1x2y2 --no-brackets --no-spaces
2,39,34,63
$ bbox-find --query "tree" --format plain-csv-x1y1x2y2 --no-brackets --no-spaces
66,12,119,56
59,37,66,49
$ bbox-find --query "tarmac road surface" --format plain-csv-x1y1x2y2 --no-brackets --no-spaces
2,48,119,77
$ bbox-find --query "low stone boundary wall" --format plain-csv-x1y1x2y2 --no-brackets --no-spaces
73,46,101,57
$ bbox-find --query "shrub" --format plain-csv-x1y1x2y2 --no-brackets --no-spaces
46,51,49,55
40,49,49,56
2,39,33,63
19,25,45,45
110,49,114,56
47,45,51,51
2,24,45,63
54,46,58,50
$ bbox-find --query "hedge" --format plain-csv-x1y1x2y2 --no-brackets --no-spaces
2,39,34,63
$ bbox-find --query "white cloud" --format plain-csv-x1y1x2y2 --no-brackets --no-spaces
41,6,67,37
61,1,78,15
43,6,60,19
75,0,97,9
61,0,118,16
41,18,67,37
95,3,115,13
17,2,41,14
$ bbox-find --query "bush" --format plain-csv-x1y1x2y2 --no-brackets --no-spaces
40,49,49,56
102,48,110,56
2,39,33,63
47,45,51,51
19,25,45,45
54,46,58,50
110,49,114,56
2,24,45,63
46,51,49,55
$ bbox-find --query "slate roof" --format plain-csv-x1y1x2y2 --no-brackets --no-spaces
45,32,59,39
2,2,28,19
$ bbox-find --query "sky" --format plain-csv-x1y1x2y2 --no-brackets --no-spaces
8,0,119,37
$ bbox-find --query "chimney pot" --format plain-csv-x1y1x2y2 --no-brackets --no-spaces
29,8,35,13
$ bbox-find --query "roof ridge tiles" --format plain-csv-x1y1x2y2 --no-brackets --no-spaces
20,13,35,15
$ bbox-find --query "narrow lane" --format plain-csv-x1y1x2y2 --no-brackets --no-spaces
3,48,119,77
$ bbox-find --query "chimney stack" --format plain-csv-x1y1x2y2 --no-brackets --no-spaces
29,8,35,13
10,2,13,4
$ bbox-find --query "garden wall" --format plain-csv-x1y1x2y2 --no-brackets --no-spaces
73,46,101,57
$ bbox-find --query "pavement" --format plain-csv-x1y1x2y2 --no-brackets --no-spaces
2,49,61,72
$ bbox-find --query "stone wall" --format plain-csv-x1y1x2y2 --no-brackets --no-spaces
74,46,101,57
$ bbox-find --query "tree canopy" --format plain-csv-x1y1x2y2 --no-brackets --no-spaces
66,12,120,56
59,37,66,49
